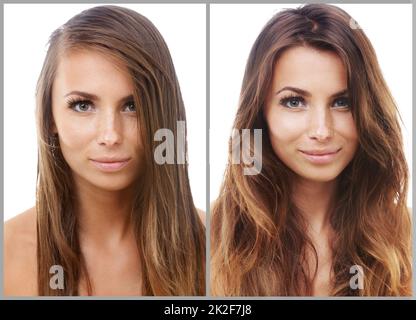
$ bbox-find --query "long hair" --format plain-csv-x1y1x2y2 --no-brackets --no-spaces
36,5,205,295
211,3,411,296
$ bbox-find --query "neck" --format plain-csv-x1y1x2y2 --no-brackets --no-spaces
74,175,136,245
292,177,337,235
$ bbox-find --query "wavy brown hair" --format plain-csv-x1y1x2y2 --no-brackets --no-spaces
211,3,411,296
36,5,205,295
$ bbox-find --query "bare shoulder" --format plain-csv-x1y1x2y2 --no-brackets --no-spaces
4,207,38,296
196,208,206,227
5,207,37,234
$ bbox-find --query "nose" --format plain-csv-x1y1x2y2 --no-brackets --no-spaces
96,109,122,146
307,105,333,142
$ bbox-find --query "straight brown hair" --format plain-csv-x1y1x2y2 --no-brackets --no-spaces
36,5,205,295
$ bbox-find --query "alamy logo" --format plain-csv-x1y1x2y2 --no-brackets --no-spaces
49,265,64,290
349,18,361,30
153,122,262,175
349,265,364,290
231,128,262,175
154,121,187,165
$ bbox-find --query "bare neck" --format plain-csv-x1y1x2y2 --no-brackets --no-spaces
73,175,136,245
292,178,337,235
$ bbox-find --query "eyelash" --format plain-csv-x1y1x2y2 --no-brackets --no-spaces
67,98,93,112
66,98,136,113
279,95,306,109
279,95,350,109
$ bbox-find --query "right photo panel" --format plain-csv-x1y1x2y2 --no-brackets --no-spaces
210,3,412,297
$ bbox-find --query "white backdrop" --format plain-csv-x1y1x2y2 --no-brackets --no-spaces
4,3,413,220
210,3,413,208
4,3,206,220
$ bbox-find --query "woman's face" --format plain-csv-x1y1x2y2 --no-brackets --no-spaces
264,46,358,183
52,49,143,191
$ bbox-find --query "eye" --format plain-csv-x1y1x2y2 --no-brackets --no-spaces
67,99,94,112
333,97,350,109
279,96,306,109
123,101,136,113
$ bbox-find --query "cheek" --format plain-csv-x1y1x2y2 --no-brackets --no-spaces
266,110,304,144
124,120,141,149
334,113,359,146
55,118,95,153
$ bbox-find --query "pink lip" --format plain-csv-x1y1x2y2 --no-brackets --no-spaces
299,149,341,164
90,158,131,172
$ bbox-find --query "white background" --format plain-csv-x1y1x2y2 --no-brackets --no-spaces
210,3,413,208
4,3,206,220
4,3,414,220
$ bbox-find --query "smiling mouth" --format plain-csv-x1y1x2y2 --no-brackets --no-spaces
90,158,131,172
299,149,341,164
300,149,341,156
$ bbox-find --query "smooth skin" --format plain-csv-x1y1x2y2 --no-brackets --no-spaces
264,46,359,295
4,49,205,296
52,50,145,295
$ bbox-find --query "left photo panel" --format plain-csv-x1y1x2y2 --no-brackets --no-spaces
3,3,206,296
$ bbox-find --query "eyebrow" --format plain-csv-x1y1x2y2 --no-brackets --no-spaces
64,91,134,103
275,86,348,98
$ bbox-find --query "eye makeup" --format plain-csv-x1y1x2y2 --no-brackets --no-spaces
66,97,94,112
279,94,306,109
65,97,136,113
278,93,350,109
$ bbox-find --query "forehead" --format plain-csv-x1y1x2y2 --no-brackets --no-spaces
53,48,134,96
271,46,347,94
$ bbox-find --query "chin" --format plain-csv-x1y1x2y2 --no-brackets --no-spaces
295,169,342,183
304,175,338,183
88,176,136,192
96,184,134,192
